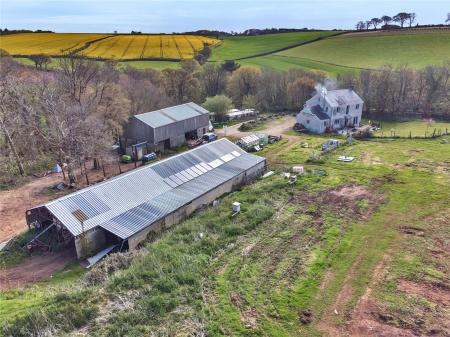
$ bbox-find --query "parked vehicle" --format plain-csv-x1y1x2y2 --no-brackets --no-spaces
202,132,217,142
142,152,157,164
322,139,340,151
268,135,282,143
121,154,132,163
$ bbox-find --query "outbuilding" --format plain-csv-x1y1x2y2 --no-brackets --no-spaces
122,102,210,154
26,139,266,260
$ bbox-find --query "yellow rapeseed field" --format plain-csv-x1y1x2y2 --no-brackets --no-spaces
0,33,109,55
0,33,218,60
81,34,218,59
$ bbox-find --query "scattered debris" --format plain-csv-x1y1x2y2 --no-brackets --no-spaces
299,309,313,324
337,156,354,162
288,175,297,185
301,142,309,148
52,182,67,191
292,166,304,174
322,139,340,151
262,171,274,178
399,227,425,236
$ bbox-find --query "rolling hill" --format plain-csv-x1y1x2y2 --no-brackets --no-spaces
209,31,343,61
276,29,450,70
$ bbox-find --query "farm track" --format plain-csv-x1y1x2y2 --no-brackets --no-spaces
172,35,183,59
120,35,136,59
140,35,150,59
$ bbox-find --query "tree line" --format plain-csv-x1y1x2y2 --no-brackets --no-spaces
356,12,416,31
337,64,450,119
1,52,449,187
0,55,321,187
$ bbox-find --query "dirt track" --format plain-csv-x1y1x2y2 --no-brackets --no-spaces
0,162,136,243
0,249,76,289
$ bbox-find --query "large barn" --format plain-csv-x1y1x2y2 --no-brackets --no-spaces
122,102,210,153
26,139,266,260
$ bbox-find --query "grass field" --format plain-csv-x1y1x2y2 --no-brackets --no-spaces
239,54,354,75
2,120,449,336
372,119,450,138
210,31,343,61
0,33,218,60
277,29,450,70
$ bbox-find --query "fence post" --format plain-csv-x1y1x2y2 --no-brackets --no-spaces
409,131,411,139
432,128,436,138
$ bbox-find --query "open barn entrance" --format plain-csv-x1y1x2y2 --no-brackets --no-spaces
25,207,76,256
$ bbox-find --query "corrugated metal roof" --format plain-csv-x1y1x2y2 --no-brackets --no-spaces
324,89,364,107
38,139,265,239
135,102,209,128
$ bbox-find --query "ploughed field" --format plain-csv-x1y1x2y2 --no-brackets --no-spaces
0,33,218,60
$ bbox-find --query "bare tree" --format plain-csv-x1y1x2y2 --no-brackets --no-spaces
408,13,416,27
370,18,383,30
355,21,366,31
200,63,228,98
365,20,372,30
393,12,410,28
162,59,201,104
226,67,262,107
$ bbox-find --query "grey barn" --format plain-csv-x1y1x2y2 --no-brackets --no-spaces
26,139,266,260
122,102,210,152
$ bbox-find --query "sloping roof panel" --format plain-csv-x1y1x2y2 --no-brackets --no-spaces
135,102,209,128
39,139,264,239
324,89,364,107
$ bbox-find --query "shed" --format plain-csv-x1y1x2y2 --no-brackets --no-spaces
122,102,210,153
26,139,266,260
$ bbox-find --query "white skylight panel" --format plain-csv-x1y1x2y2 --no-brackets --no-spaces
175,173,189,183
180,170,194,180
232,151,241,157
163,177,179,188
185,168,198,177
209,159,224,168
195,164,208,173
190,166,203,176
200,162,212,171
221,153,235,162
169,174,184,185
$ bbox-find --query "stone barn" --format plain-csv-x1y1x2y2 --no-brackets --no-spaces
122,102,210,153
26,139,266,260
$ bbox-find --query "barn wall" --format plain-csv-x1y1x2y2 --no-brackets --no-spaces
123,118,155,144
154,114,209,144
126,160,266,250
74,227,107,259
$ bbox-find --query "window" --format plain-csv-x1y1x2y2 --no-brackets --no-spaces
306,119,310,124
334,119,340,125
356,104,360,109
325,107,328,112
324,121,327,126
353,116,358,125
346,105,350,114
337,107,340,112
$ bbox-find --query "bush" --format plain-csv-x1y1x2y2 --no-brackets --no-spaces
83,251,139,286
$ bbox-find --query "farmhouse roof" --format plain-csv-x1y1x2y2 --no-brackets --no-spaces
310,105,329,120
135,102,209,128
324,89,363,107
31,139,264,239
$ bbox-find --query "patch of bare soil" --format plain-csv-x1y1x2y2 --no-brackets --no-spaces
398,280,450,306
230,292,259,329
0,248,76,289
293,184,384,221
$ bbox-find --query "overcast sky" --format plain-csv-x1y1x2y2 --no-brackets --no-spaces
1,0,448,33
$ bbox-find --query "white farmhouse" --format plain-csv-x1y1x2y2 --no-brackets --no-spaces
296,88,363,133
